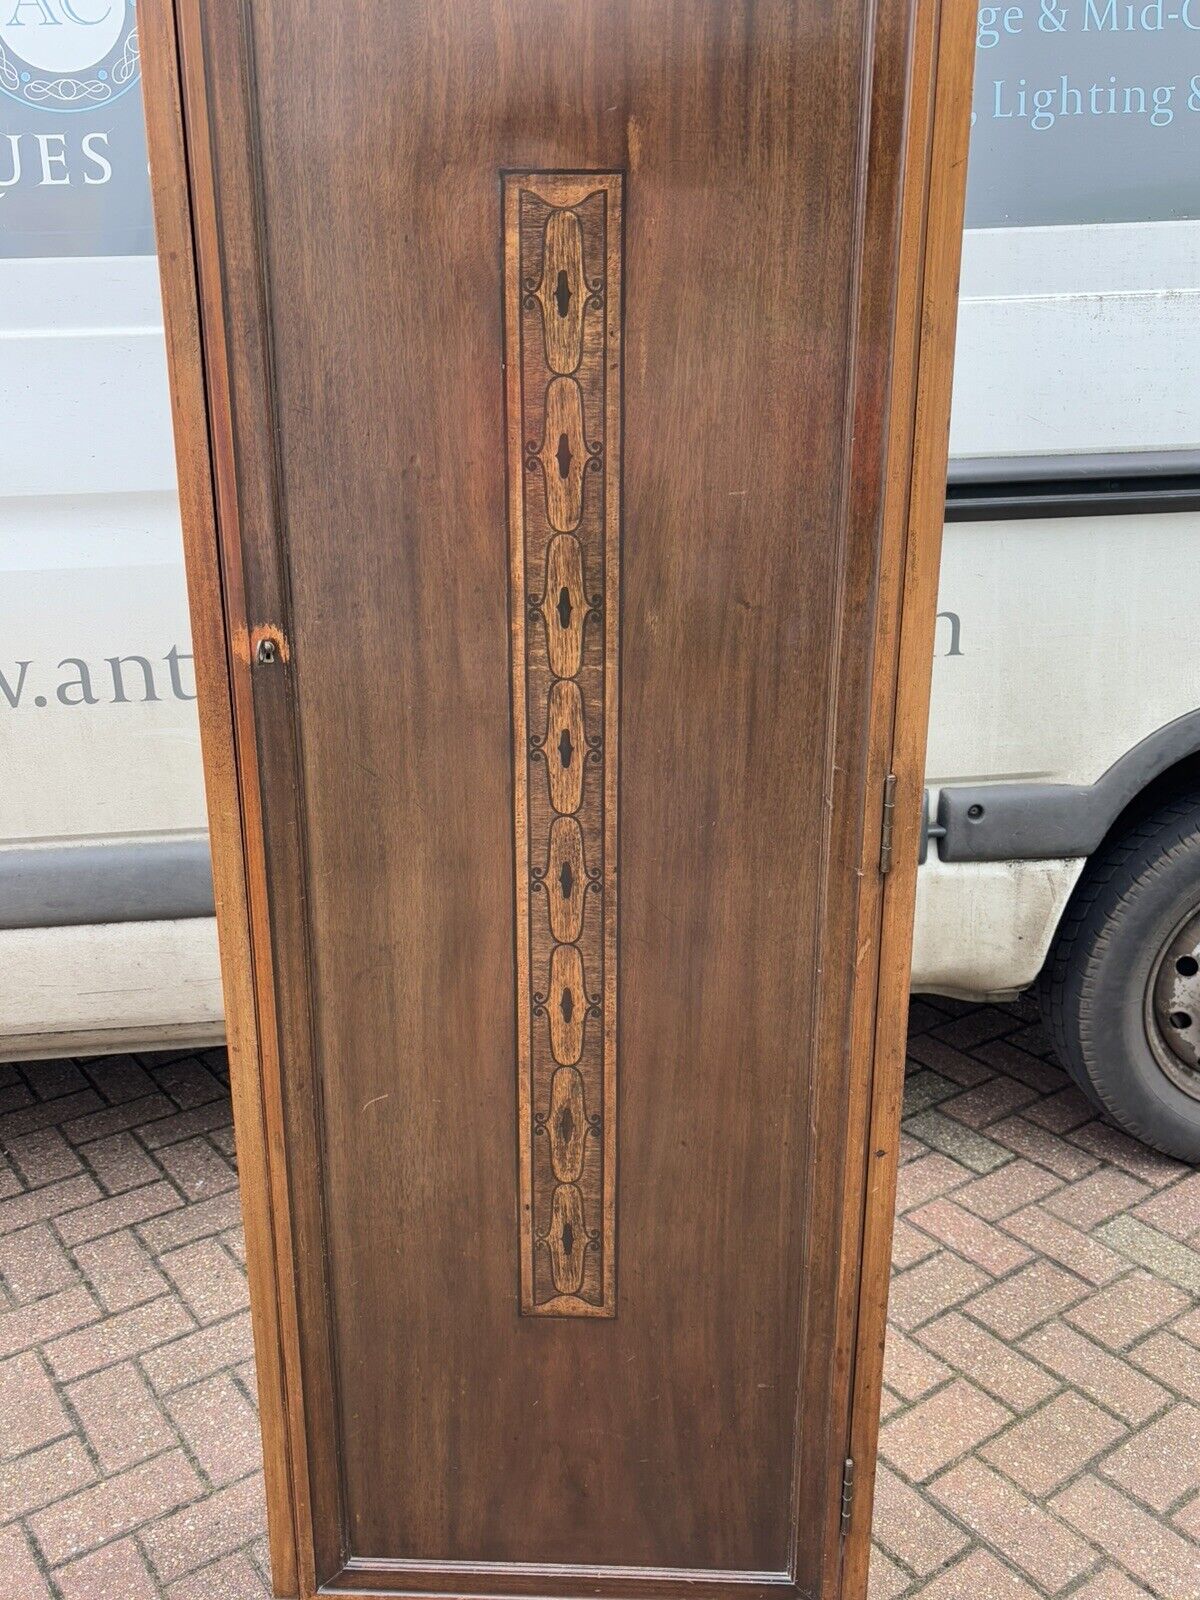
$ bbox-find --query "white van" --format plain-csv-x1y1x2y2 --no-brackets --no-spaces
0,8,222,1060
3,8,1199,1159
917,221,1200,1162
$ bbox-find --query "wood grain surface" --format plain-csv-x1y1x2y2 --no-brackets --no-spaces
142,0,975,1594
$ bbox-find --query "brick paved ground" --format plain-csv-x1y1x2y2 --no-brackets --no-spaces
0,1000,1196,1598
0,1048,267,1598
875,995,1200,1600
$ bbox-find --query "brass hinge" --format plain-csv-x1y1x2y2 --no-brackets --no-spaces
879,773,897,875
840,1457,855,1538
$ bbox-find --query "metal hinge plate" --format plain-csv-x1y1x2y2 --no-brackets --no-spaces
840,1456,855,1537
879,773,897,875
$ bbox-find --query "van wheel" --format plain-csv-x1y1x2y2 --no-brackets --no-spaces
1040,795,1200,1164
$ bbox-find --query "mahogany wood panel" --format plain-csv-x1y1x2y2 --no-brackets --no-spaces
143,0,974,1595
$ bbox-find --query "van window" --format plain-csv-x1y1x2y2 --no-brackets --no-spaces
0,0,153,258
967,5,1200,227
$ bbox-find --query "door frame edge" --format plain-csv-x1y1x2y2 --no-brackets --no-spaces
141,0,313,1592
837,0,976,1595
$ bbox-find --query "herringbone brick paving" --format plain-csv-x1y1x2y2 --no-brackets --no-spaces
0,997,1196,1597
873,994,1200,1600
0,1047,267,1598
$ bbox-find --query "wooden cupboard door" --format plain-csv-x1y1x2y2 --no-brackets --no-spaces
149,0,971,1594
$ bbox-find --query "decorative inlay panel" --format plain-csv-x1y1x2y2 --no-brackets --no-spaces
504,172,621,1318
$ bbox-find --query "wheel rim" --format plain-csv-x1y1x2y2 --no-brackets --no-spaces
1145,905,1200,1103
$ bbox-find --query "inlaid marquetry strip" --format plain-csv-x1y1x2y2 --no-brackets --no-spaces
505,172,621,1318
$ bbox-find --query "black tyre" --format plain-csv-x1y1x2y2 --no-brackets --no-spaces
1040,794,1200,1164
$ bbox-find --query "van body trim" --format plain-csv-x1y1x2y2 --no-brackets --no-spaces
935,708,1200,863
946,450,1200,522
948,449,1200,486
0,839,215,930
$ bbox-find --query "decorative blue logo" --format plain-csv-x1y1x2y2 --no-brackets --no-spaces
0,0,139,113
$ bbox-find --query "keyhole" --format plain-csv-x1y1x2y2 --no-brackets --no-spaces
556,586,573,630
561,1221,575,1256
554,269,572,318
556,433,572,479
558,727,573,768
